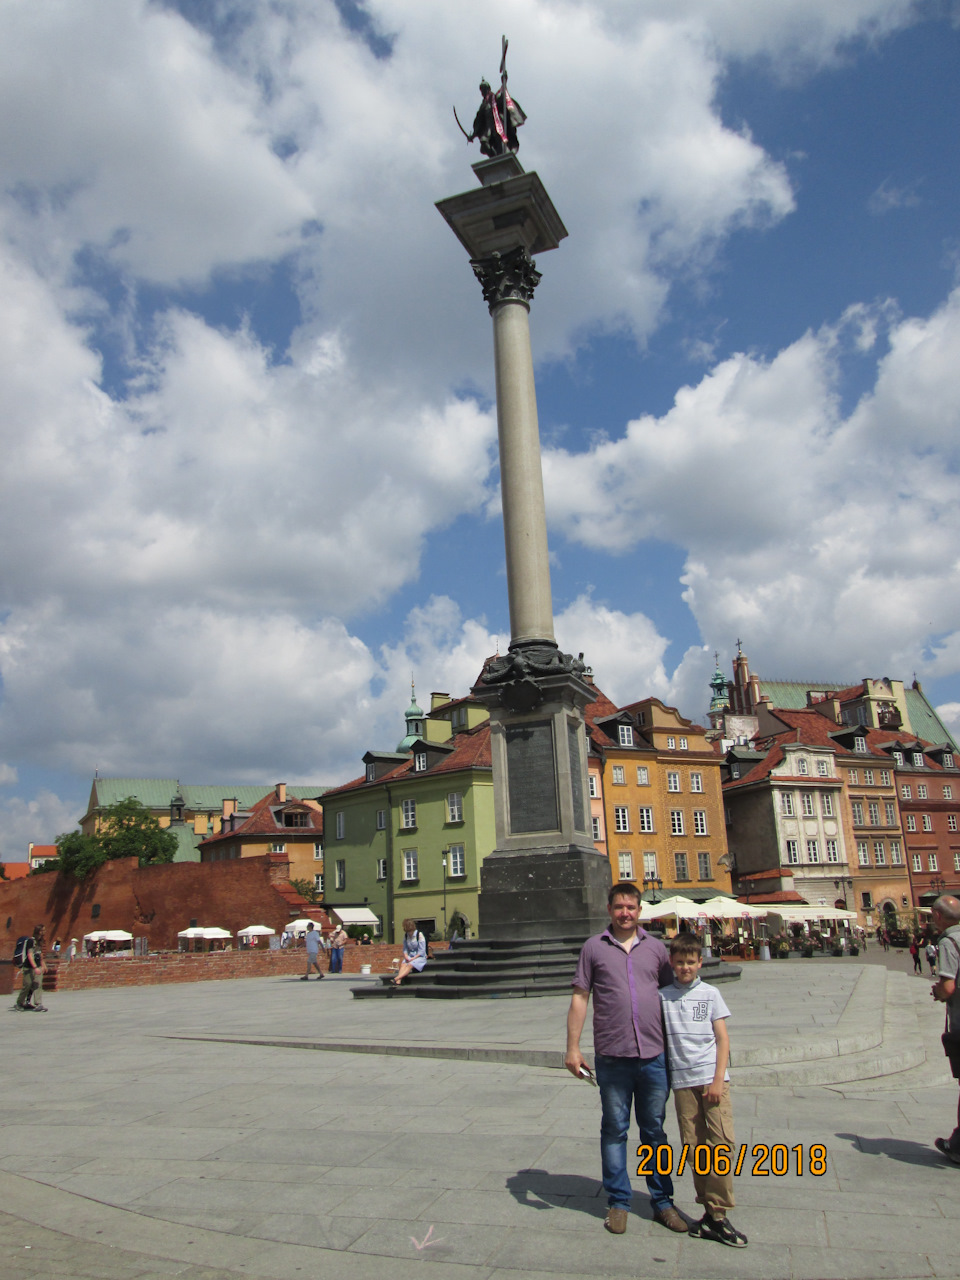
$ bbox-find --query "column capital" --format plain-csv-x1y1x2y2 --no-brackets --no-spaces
470,246,541,312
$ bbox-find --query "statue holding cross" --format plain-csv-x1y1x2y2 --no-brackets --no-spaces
454,35,526,157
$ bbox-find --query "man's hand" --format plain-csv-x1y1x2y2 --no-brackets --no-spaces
566,987,590,1078
703,1080,723,1106
564,1049,589,1079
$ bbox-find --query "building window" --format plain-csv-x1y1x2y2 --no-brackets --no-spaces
612,766,626,785
314,873,323,892
894,751,905,766
922,814,933,832
614,807,630,833
849,769,859,784
861,891,873,910
618,725,634,747
912,852,922,872
376,809,387,831
690,772,703,793
944,753,955,768
667,771,681,792
880,770,891,786
618,852,634,880
913,752,924,767
905,814,917,832
314,842,323,860
864,769,875,785
786,840,799,865
448,845,465,877
817,759,829,776
284,810,308,828
807,839,820,863
944,784,954,800
693,810,708,836
592,816,601,841
874,841,885,866
731,764,740,779
955,852,960,872
826,839,839,863
949,815,958,833
697,852,712,879
855,736,867,753
796,757,808,776
637,766,649,785
851,802,864,826
402,849,418,880
589,774,598,798
917,783,928,799
801,793,815,817
638,807,654,833
884,802,896,826
868,802,881,825
414,752,427,772
335,812,345,840
667,737,676,750
643,852,658,877
376,858,388,880
366,764,376,782
821,793,834,817
857,841,869,867
679,737,688,750
901,784,912,799
670,810,685,836
335,859,346,890
447,793,463,823
401,799,417,829
374,916,383,937
890,841,903,865
928,853,939,872
781,792,795,817
674,852,689,880
269,842,286,854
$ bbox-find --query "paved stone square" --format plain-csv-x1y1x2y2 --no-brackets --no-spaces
1,961,957,1279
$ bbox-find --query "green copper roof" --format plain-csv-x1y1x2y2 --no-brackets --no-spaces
88,779,326,813
755,680,958,750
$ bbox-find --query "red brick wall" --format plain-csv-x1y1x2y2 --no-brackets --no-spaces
0,940,451,992
0,855,324,959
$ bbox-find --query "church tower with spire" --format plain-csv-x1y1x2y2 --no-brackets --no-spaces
396,681,425,753
708,653,729,730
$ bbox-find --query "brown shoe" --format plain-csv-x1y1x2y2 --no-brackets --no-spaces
654,1206,687,1233
604,1207,628,1234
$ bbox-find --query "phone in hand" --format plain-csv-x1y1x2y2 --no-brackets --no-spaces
578,1064,597,1086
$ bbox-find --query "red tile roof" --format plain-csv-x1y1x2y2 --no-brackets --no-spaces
323,723,493,798
200,789,322,847
2,862,31,880
740,891,807,903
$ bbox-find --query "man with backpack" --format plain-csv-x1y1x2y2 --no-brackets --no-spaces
14,925,48,1012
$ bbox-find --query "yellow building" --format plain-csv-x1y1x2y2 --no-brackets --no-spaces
199,785,324,891
589,695,732,901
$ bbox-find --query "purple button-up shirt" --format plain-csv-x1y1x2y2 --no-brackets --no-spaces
573,928,674,1058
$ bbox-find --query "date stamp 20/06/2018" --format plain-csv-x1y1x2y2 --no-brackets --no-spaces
637,1143,827,1178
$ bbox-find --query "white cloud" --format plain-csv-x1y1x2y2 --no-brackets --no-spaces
544,289,960,685
0,790,79,864
0,765,18,787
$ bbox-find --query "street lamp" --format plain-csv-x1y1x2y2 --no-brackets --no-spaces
642,875,663,904
441,854,448,938
833,877,853,909
930,875,946,897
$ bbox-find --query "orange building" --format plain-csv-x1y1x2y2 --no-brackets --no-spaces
199,784,323,892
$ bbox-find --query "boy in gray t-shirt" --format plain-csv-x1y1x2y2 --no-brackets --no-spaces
660,932,747,1248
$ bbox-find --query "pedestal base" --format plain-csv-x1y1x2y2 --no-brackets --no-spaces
478,845,612,941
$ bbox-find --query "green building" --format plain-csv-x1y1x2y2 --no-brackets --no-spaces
321,691,494,943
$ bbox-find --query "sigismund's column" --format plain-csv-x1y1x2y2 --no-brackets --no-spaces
437,153,612,941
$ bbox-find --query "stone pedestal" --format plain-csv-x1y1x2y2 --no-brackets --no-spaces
438,155,612,941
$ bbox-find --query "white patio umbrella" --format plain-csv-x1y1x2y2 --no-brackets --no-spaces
284,918,325,935
237,925,276,938
177,927,207,938
83,930,134,942
201,927,233,939
641,895,699,920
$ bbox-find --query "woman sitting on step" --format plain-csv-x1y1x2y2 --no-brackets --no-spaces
393,919,428,986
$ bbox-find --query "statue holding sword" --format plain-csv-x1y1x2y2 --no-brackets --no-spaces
454,35,526,157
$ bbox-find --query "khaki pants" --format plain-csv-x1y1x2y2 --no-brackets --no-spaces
673,1082,735,1218
16,968,42,1008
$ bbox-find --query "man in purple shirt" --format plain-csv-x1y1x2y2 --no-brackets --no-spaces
565,882,687,1236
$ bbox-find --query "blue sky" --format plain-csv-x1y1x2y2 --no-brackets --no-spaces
1,0,960,858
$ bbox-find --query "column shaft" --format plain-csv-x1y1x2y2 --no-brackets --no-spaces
491,298,555,647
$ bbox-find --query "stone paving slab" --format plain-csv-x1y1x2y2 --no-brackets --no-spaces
1,962,958,1279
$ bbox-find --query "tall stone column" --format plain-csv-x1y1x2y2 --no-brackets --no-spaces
437,155,612,940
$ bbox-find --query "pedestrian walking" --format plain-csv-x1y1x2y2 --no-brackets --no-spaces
301,923,325,980
328,925,348,974
930,895,960,1165
14,926,48,1011
910,937,922,974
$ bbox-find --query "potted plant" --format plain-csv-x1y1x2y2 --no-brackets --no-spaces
802,943,814,958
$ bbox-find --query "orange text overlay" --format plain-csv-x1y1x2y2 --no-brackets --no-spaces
637,1143,827,1178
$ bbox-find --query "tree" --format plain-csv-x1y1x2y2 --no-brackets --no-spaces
54,798,178,879
289,877,321,906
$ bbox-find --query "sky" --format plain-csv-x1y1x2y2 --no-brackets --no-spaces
2,0,960,860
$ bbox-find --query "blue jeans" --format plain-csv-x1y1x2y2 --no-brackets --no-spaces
595,1052,673,1212
330,947,344,973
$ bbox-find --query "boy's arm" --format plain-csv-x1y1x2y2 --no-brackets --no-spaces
703,1017,729,1105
